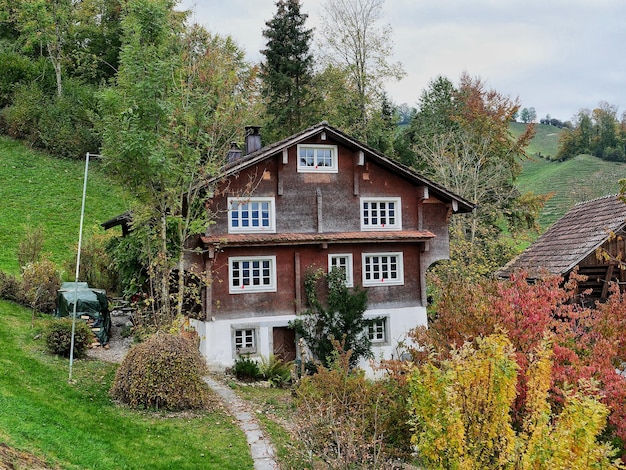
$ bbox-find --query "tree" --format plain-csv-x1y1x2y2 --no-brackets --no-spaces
407,74,538,251
260,0,315,142
290,268,371,368
318,0,404,136
99,0,259,324
520,107,536,124
5,0,74,97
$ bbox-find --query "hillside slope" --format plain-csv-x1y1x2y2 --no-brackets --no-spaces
510,123,626,228
517,154,626,228
0,137,133,273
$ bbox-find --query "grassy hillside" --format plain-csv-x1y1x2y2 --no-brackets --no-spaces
510,123,626,228
510,122,562,159
0,137,134,273
517,154,626,228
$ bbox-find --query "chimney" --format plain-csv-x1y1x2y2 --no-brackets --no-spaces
244,126,262,155
226,141,242,163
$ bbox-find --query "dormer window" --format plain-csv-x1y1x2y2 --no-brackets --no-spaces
297,144,338,173
360,197,401,230
228,197,275,233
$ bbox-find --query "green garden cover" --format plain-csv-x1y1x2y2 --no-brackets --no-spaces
56,282,111,345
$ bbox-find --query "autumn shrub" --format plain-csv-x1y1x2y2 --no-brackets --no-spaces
45,318,93,358
408,334,624,470
111,333,211,410
0,270,23,303
293,342,412,468
21,258,61,314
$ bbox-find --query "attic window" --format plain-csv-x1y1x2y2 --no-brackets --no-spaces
297,144,338,173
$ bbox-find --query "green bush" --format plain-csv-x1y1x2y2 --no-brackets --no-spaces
37,80,100,159
45,318,94,358
260,355,292,387
110,333,211,411
21,258,61,314
17,225,45,269
0,81,45,142
232,354,262,382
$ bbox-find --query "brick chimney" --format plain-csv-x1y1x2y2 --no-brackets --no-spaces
244,126,262,155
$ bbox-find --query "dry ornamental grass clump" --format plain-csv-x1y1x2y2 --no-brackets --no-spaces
111,333,212,411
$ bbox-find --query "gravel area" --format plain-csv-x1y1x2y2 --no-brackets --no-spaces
85,310,134,363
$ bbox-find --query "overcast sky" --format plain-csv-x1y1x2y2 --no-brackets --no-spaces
179,0,626,123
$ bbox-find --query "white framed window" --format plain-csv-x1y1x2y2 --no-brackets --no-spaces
362,252,404,286
360,197,401,230
368,318,387,343
228,197,275,233
233,328,257,354
297,144,338,173
328,253,354,287
229,256,277,293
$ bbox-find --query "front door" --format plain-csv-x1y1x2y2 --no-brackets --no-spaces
272,326,296,362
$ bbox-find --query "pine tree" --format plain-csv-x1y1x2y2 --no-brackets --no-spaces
261,0,314,141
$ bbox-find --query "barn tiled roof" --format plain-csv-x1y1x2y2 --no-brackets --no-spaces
497,195,626,278
202,230,436,247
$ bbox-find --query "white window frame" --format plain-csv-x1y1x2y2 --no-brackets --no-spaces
362,252,404,286
360,197,402,231
229,256,277,294
297,144,338,173
328,253,354,287
367,317,388,344
228,197,276,233
233,327,258,355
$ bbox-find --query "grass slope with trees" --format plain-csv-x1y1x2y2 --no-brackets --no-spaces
511,123,626,228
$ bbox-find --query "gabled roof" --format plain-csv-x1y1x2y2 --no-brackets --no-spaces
497,195,626,278
203,122,475,214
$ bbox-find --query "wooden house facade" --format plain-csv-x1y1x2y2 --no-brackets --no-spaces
184,123,473,373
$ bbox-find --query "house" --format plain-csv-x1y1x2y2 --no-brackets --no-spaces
183,122,474,372
497,194,626,304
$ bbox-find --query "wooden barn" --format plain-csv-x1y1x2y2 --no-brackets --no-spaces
497,194,626,304
182,122,474,373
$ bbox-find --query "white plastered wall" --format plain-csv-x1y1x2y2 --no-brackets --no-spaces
190,305,427,378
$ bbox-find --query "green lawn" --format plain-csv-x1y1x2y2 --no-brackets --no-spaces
0,136,133,273
0,301,253,469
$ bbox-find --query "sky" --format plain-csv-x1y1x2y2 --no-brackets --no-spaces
179,0,626,123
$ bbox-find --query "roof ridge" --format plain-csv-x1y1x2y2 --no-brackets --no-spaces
573,193,619,207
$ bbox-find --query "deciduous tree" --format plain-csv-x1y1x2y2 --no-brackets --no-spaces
318,0,404,137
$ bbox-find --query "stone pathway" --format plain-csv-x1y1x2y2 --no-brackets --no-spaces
204,376,279,470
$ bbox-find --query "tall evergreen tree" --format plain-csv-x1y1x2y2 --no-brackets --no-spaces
260,0,314,141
